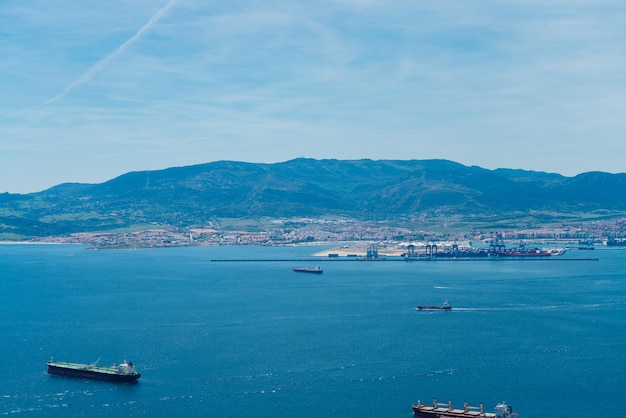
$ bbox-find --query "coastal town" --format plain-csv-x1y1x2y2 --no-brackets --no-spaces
28,216,626,253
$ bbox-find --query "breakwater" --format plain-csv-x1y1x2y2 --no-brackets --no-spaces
210,257,599,262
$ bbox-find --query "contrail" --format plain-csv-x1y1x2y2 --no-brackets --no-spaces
2,0,177,119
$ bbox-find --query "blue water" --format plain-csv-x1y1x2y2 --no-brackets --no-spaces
1,244,625,417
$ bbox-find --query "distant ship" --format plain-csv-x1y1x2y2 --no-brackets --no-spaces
413,399,518,417
46,359,141,382
492,248,558,257
606,237,626,246
490,241,564,257
292,267,323,274
417,301,451,311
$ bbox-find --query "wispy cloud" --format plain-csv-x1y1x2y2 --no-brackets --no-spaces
1,0,178,120
2,0,626,193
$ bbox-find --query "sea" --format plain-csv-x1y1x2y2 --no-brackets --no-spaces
1,243,625,417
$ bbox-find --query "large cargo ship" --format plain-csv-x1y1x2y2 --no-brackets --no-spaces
489,241,563,257
413,399,518,418
492,247,557,257
46,359,141,382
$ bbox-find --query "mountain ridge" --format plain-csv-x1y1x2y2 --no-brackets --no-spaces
1,158,625,239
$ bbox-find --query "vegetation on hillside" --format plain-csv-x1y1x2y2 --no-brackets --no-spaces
2,159,626,239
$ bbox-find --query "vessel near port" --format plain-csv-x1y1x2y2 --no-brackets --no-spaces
292,267,323,274
46,359,141,382
417,301,451,311
606,237,626,246
413,399,518,417
403,241,565,259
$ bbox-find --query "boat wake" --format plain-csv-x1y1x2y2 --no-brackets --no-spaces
450,303,620,312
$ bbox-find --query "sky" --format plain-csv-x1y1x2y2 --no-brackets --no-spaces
2,0,626,193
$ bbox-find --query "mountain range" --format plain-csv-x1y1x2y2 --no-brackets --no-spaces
2,158,626,239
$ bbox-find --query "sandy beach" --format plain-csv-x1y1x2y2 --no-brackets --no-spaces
311,245,406,257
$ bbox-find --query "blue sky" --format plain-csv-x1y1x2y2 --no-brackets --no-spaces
2,0,626,193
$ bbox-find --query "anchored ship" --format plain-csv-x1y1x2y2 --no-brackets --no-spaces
606,237,626,246
489,240,564,257
413,399,518,418
417,301,452,311
292,267,323,274
46,359,141,382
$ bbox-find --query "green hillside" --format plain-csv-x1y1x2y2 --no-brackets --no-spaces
2,158,626,239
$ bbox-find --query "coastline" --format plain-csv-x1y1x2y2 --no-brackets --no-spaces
0,241,62,245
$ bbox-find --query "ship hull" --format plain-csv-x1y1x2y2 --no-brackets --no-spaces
47,363,140,383
412,400,516,418
417,301,452,311
413,405,494,417
417,306,451,311
292,267,323,274
494,251,551,257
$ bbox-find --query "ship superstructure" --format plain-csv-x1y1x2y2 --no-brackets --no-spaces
413,399,518,418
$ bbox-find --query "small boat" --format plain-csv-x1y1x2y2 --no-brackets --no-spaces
46,359,141,382
413,399,518,417
292,267,323,274
417,301,451,311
